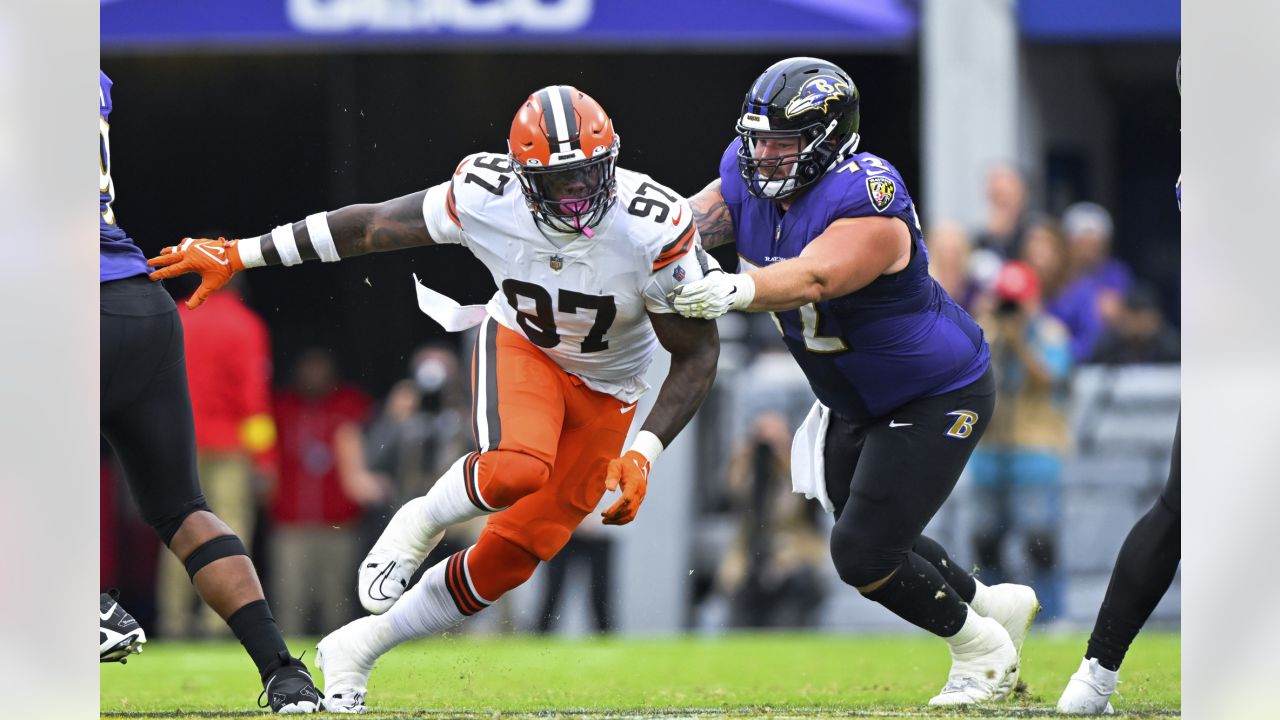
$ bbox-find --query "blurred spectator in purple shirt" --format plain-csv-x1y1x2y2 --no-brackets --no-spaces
1047,202,1134,362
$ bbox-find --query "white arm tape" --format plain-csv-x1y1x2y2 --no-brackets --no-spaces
271,224,302,267
730,273,757,310
629,430,665,465
305,212,341,262
237,236,266,268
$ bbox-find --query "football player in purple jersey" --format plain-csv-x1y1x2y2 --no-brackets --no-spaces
1055,56,1182,715
673,57,1038,705
98,71,320,714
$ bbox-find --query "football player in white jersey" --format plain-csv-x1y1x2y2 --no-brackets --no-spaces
149,86,719,713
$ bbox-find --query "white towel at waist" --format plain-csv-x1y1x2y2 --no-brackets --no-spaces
791,399,835,514
414,274,489,332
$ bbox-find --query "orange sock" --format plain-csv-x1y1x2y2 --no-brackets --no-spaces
462,531,540,602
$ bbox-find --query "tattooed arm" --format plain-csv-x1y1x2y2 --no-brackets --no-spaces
248,190,434,266
147,189,439,308
688,178,735,251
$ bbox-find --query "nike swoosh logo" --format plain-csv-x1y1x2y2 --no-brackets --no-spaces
366,561,397,601
195,243,230,266
888,420,912,428
620,404,637,414
671,205,684,226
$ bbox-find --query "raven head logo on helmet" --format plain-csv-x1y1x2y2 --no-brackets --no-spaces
508,85,619,237
784,75,852,119
736,57,861,201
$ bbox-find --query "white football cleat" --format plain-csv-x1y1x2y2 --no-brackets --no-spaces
976,583,1039,694
1057,657,1117,714
358,530,443,615
316,621,378,715
929,616,1019,706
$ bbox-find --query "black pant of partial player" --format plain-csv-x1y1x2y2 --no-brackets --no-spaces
100,276,318,713
101,277,210,539
1085,415,1181,671
823,369,996,637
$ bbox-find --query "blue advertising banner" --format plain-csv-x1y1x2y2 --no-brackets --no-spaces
1019,0,1179,40
101,0,919,51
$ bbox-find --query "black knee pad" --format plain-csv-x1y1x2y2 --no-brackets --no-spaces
830,525,905,588
151,496,212,546
184,535,249,581
1026,531,1056,571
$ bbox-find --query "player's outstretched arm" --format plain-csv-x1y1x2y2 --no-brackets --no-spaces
148,190,434,309
688,178,735,250
671,216,911,318
745,216,910,311
601,312,719,526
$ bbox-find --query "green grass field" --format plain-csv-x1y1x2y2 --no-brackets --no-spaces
100,632,1179,719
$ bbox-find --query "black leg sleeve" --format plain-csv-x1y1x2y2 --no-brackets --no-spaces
1086,419,1181,671
913,534,977,603
862,552,969,637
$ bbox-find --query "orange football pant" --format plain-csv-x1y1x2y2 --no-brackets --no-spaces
450,317,635,607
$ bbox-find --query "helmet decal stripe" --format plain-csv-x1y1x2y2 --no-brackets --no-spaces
543,88,573,155
757,66,787,107
535,87,555,141
556,86,581,151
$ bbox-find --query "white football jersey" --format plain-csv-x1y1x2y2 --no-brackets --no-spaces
421,152,713,403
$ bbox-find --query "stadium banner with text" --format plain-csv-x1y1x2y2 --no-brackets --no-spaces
100,0,919,51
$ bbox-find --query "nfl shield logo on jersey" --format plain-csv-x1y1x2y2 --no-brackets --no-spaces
549,254,564,271
673,265,686,282
866,176,896,213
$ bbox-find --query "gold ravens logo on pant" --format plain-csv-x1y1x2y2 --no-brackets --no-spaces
945,410,979,439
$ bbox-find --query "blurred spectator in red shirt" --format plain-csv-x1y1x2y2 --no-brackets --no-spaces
268,348,386,635
157,277,275,638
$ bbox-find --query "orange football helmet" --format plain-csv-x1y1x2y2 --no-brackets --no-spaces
508,86,619,236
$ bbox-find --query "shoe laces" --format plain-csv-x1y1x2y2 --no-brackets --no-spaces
940,674,989,696
329,690,366,709
258,651,321,709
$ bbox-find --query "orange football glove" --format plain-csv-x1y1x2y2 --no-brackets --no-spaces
601,450,650,526
147,237,246,309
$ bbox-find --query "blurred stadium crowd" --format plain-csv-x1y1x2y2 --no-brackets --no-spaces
100,161,1178,638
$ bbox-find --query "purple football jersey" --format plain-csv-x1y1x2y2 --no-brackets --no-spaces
721,138,990,421
100,71,148,283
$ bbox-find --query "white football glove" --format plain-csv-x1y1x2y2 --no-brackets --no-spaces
670,271,756,319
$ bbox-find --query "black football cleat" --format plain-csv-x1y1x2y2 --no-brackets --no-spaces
258,651,323,714
100,590,146,663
